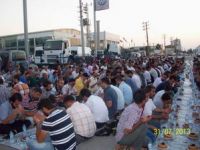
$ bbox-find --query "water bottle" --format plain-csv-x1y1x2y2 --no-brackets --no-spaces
148,143,153,150
22,124,27,133
9,131,15,144
22,124,27,138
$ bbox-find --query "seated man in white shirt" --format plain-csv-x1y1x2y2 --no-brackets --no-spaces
153,71,169,88
62,78,77,96
153,83,172,109
80,89,109,129
143,85,171,130
41,80,56,99
64,95,96,144
144,85,171,117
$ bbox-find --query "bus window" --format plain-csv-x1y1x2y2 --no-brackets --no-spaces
12,52,26,61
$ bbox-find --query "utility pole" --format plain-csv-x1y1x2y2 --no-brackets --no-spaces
79,0,85,57
23,0,29,57
142,21,150,56
163,34,166,55
93,0,98,57
83,3,91,47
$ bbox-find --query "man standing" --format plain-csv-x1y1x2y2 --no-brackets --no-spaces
33,98,76,150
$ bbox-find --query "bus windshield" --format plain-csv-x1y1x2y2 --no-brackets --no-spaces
44,41,62,50
12,51,26,61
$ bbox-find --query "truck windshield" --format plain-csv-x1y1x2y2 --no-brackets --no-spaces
44,41,62,50
12,51,26,61
35,51,43,56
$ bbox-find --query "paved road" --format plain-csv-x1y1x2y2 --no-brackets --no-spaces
77,136,116,150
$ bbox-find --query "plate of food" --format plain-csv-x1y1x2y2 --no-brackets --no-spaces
187,144,199,150
164,133,173,140
188,132,199,140
157,142,168,150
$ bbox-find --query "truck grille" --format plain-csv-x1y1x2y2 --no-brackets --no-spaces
47,55,58,63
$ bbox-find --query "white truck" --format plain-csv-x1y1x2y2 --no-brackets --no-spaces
42,39,71,64
108,43,121,55
67,46,92,56
34,46,44,64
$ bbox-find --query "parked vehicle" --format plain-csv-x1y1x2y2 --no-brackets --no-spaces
43,39,70,64
0,50,28,72
67,46,92,56
108,43,121,55
34,47,45,64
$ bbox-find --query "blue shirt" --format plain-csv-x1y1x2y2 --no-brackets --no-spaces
125,78,138,96
104,86,118,119
111,85,125,111
20,75,28,84
119,81,133,105
0,101,13,124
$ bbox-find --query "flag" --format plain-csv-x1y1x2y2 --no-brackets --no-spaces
95,0,109,11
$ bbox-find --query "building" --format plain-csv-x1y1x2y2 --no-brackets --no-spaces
165,45,176,55
194,45,200,55
171,38,182,51
0,28,81,55
89,31,121,50
164,38,182,55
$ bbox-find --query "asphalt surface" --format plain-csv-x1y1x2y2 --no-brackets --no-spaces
77,136,116,150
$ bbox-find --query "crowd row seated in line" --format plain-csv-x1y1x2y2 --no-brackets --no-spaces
0,56,187,150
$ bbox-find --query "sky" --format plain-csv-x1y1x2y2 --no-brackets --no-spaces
0,0,200,49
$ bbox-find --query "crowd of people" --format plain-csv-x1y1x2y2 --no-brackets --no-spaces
193,56,200,90
0,55,186,150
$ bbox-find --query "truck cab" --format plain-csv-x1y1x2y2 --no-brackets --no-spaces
43,39,70,64
34,46,45,64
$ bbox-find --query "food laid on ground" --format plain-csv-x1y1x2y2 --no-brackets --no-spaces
188,144,199,150
158,142,168,150
188,132,199,140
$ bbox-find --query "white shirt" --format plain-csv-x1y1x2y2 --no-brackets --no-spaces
85,95,109,123
89,76,98,94
153,90,165,109
72,71,79,79
153,77,162,88
67,102,96,137
143,70,151,83
150,68,158,81
127,66,135,71
132,74,142,89
158,66,165,74
143,99,156,117
62,84,77,95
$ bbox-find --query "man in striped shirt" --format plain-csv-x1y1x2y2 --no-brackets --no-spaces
33,98,76,150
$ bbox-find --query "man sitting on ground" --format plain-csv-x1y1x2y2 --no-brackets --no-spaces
80,89,109,129
33,98,76,150
115,89,151,150
0,93,31,134
64,95,96,144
